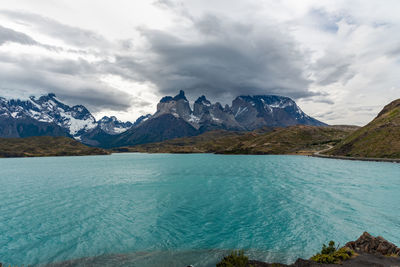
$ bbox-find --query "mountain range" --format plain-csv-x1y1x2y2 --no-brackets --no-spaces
0,91,326,147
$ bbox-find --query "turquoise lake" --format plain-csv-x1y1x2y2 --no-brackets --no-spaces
0,153,399,266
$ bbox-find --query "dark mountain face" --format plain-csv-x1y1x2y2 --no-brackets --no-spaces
0,116,70,138
110,114,198,148
231,95,326,130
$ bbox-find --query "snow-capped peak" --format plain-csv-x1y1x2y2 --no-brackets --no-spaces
1,93,97,136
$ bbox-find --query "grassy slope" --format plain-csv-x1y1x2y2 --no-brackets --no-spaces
0,136,110,158
118,125,358,155
327,99,400,158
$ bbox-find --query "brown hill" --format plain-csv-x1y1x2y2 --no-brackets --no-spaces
327,99,400,158
117,125,358,155
0,136,110,158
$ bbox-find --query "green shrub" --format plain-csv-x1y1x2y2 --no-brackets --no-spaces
216,250,253,267
310,241,354,264
321,241,336,255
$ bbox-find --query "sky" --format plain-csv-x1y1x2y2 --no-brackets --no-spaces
0,0,399,126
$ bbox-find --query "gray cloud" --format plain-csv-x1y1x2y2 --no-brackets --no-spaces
0,8,326,112
0,10,110,48
109,14,317,103
313,53,356,86
0,11,145,113
0,50,136,112
0,63,133,112
0,25,37,45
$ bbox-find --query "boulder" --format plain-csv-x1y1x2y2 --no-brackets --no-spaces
345,232,400,256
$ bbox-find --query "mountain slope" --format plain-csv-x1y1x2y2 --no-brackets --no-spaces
110,114,198,147
326,99,400,158
0,116,70,138
118,125,358,154
0,136,109,158
231,95,326,129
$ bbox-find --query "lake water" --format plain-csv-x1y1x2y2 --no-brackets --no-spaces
0,153,399,266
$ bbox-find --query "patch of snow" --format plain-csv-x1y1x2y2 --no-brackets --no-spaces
210,113,221,122
60,112,96,135
235,106,248,117
269,100,293,109
111,127,130,134
261,99,273,113
29,99,42,110
188,114,200,123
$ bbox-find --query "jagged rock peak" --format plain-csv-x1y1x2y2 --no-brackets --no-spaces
195,95,211,106
174,90,187,101
160,90,188,103
37,93,57,102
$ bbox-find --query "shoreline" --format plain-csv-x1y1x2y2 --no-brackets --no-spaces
311,153,400,163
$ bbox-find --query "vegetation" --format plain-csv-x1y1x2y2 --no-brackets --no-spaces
115,125,358,155
216,250,253,267
310,241,354,264
326,99,400,158
0,136,110,158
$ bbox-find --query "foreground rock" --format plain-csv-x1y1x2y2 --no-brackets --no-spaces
246,232,400,267
345,232,400,256
249,254,400,266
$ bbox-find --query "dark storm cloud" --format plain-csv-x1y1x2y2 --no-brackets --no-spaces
110,14,317,103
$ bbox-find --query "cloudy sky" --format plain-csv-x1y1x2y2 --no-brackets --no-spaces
0,0,399,125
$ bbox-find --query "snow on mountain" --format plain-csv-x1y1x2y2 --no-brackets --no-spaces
0,94,133,138
98,116,133,135
231,95,326,129
148,91,326,132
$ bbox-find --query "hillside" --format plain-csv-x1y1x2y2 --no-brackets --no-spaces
116,125,358,155
0,136,110,158
326,99,400,158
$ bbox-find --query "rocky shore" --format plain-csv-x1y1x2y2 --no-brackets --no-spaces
247,232,400,267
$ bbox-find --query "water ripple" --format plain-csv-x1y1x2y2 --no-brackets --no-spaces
0,154,399,266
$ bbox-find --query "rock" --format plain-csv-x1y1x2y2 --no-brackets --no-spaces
345,232,400,256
